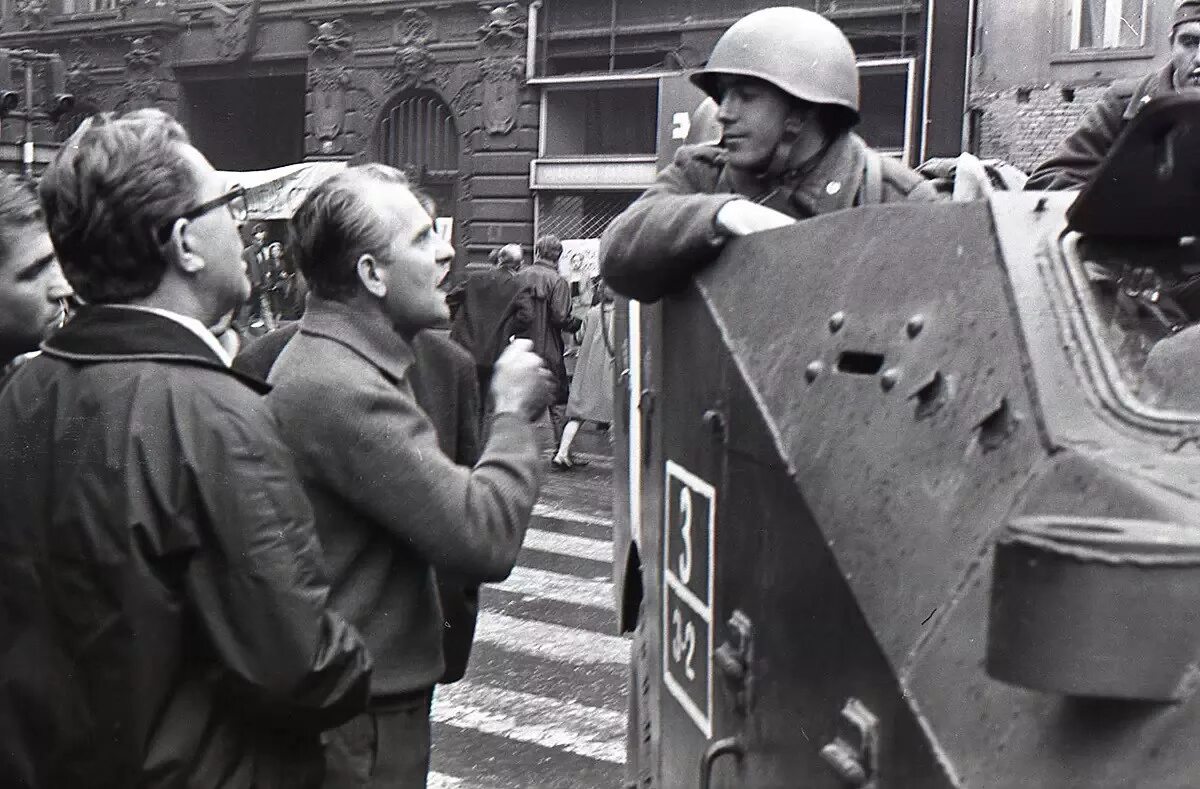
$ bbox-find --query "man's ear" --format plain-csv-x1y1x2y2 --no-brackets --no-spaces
164,217,205,275
357,253,387,298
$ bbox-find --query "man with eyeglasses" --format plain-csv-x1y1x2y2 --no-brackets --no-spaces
0,109,372,789
1027,0,1200,190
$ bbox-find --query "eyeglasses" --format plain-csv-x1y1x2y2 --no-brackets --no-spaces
157,184,248,243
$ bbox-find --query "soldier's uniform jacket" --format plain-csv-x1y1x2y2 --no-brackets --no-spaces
600,131,939,302
1025,64,1174,191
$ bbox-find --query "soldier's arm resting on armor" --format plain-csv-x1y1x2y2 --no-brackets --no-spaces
1025,83,1131,191
600,146,745,302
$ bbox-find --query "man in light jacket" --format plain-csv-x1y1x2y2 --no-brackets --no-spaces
0,109,371,789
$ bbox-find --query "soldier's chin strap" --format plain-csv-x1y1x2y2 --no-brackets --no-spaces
758,104,833,194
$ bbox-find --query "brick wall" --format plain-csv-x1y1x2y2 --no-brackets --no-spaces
970,83,1112,173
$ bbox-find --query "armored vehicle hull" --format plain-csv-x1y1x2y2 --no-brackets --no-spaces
613,192,1200,788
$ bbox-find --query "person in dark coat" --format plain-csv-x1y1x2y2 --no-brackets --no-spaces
266,164,552,788
0,173,72,370
600,7,938,303
510,234,576,443
447,243,523,399
0,109,371,789
1026,1,1200,190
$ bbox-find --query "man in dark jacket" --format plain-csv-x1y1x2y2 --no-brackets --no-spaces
0,110,371,789
511,234,576,444
267,164,552,787
600,7,938,303
0,174,72,370
1026,0,1200,190
447,242,524,399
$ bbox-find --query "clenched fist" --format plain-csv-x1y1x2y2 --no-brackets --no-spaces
491,338,556,421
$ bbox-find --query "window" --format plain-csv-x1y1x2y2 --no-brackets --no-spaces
542,84,658,157
1071,0,1146,49
61,0,119,11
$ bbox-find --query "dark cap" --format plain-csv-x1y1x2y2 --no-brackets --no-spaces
1175,0,1200,29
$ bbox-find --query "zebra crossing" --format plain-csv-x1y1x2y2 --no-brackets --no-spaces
429,444,628,789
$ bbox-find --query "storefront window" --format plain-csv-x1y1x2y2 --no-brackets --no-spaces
1071,0,1146,50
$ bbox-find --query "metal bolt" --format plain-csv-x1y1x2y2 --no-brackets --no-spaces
702,409,726,436
880,368,900,391
906,314,925,338
828,312,845,333
805,361,824,383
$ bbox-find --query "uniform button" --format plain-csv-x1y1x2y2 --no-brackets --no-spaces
825,181,842,195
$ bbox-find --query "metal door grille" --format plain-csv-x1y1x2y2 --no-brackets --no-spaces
538,192,638,239
381,92,459,176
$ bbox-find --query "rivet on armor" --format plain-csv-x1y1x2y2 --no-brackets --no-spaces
880,368,900,391
805,361,824,383
829,312,845,333
906,315,925,338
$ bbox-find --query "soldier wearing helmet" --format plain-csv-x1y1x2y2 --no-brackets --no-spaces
1027,0,1200,190
600,6,938,302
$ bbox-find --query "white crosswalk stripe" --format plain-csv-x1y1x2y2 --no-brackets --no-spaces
489,565,612,611
433,451,624,787
473,610,628,666
433,681,626,765
522,528,611,563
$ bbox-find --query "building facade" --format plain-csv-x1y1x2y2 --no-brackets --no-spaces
970,0,1176,172
0,0,972,270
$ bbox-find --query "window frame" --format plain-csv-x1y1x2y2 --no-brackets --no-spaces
1069,0,1149,51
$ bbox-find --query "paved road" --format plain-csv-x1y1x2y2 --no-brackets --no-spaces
429,430,628,789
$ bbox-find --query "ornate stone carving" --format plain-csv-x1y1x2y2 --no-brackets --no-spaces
214,0,262,62
477,4,526,137
384,9,449,93
122,36,164,109
308,19,354,155
478,3,527,49
14,0,48,31
64,53,98,95
479,54,523,136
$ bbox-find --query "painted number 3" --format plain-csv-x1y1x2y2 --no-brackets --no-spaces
671,607,697,680
677,487,693,583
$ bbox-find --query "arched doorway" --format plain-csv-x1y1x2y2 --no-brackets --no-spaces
380,90,460,244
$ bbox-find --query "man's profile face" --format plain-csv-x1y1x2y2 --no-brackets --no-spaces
715,75,794,170
0,222,71,361
176,144,250,316
370,183,454,335
253,228,267,245
1172,22,1200,90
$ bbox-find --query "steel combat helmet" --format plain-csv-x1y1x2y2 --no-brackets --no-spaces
690,6,860,123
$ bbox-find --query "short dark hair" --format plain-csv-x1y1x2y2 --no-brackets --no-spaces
38,109,197,304
288,163,409,301
0,174,44,266
535,235,562,262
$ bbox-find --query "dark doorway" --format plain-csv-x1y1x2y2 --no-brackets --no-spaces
180,74,305,170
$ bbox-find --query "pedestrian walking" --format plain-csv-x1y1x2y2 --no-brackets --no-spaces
553,279,615,470
0,108,371,789
511,234,578,445
447,242,523,400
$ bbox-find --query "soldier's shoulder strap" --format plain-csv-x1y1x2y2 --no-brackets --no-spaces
862,147,885,206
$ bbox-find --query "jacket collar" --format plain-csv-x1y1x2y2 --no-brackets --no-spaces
1124,64,1177,120
299,296,415,384
718,131,865,217
41,305,270,394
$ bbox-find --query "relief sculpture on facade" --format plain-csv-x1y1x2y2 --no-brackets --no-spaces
386,9,448,92
477,3,526,137
214,0,262,62
121,35,165,111
13,0,48,31
307,18,353,155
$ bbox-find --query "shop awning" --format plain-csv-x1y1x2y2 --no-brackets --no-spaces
220,161,347,220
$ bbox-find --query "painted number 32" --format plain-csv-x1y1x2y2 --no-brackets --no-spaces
671,607,697,680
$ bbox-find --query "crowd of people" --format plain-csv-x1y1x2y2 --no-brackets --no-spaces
1,2,1197,787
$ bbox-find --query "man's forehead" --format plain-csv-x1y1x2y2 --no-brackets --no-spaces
1177,20,1200,37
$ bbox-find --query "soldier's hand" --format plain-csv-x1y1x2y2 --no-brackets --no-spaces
492,338,556,421
715,199,796,237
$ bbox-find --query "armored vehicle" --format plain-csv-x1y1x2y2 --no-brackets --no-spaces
611,94,1200,788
